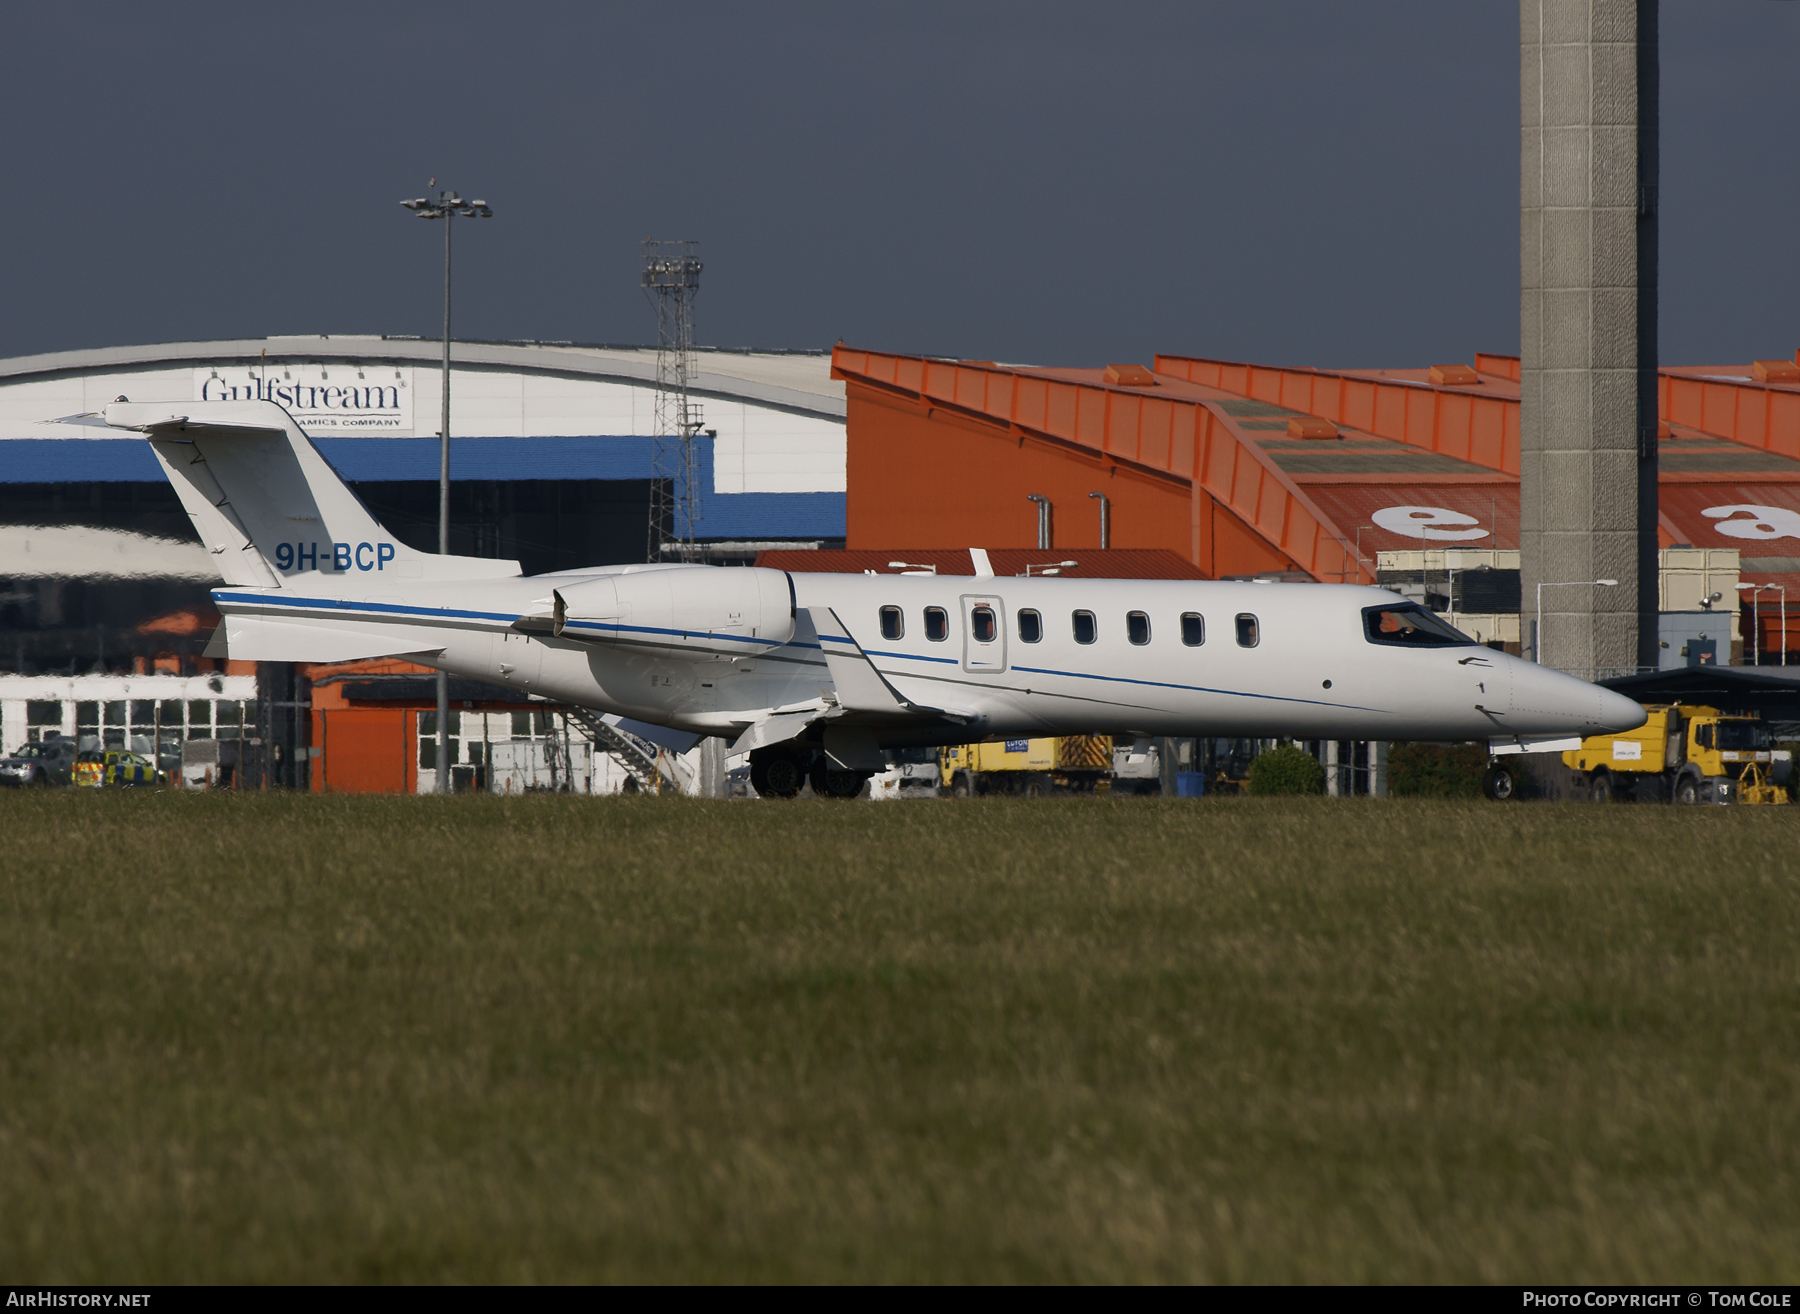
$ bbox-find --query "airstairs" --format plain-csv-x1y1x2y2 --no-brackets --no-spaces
563,706,678,793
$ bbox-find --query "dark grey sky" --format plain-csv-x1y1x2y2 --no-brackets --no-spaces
2,2,1793,370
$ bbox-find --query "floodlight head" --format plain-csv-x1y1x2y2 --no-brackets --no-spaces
1596,578,1618,586
1058,560,1079,568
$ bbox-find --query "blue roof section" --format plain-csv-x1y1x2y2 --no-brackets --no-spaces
1,436,845,539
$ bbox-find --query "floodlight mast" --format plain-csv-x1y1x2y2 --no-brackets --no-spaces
400,186,493,793
642,241,704,562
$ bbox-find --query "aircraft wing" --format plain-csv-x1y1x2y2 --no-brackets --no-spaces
810,607,969,720
727,607,971,759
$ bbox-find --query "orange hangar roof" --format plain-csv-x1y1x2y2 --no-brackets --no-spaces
829,345,1800,650
753,548,1207,579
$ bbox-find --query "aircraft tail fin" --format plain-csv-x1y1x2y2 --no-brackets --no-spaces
102,399,520,591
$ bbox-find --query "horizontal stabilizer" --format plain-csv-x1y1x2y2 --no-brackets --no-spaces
220,614,444,664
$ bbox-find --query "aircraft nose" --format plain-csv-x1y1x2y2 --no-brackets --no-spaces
1596,685,1646,733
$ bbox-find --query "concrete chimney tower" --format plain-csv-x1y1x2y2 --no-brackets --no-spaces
1520,0,1659,676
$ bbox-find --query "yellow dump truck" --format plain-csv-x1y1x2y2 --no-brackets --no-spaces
1564,703,1789,805
941,736,1114,797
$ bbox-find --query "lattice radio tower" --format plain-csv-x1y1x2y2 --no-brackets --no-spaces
642,239,704,560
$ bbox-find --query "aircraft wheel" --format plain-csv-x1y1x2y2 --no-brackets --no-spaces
1482,764,1516,801
808,757,868,799
753,748,807,799
748,757,770,798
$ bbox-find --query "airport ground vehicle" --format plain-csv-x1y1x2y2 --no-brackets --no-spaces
1199,738,1260,796
0,735,76,787
869,747,941,800
75,748,163,788
1550,703,1790,805
1112,738,1162,795
941,736,1114,797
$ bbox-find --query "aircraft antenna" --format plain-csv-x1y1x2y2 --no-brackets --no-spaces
642,239,704,561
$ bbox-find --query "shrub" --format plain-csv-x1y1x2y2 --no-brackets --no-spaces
1388,742,1487,798
1248,744,1326,796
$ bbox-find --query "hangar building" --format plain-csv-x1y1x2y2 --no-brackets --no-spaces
0,335,845,778
830,345,1800,671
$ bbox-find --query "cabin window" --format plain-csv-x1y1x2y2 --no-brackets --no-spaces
1127,611,1151,645
1360,603,1474,648
879,605,903,640
924,607,948,642
1018,609,1042,643
1180,612,1204,646
1235,613,1259,648
971,605,996,643
1072,610,1096,645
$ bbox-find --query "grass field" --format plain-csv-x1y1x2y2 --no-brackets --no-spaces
2,790,1798,1283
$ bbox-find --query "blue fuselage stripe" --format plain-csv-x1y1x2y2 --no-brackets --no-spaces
214,590,1371,712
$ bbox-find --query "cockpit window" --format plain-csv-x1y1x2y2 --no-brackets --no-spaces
1362,603,1476,648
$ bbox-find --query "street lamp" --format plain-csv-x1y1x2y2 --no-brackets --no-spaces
1025,560,1080,577
1025,494,1052,550
1088,491,1110,549
1736,582,1787,666
887,560,938,575
401,185,493,794
1533,578,1619,666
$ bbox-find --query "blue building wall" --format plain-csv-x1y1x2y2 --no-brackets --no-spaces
2,436,845,540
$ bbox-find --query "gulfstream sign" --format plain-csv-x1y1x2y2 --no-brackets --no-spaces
193,366,413,434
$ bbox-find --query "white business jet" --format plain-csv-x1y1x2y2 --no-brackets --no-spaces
97,399,1643,797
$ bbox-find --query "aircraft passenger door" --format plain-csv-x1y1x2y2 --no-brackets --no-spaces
961,595,1007,673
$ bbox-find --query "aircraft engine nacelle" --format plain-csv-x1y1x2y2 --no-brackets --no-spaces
553,566,796,657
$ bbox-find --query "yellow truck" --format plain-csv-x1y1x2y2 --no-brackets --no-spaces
941,736,1114,797
1564,703,1789,805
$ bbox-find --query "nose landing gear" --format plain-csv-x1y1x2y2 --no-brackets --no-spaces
1482,762,1517,801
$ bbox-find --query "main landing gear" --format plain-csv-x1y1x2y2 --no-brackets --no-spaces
749,746,870,800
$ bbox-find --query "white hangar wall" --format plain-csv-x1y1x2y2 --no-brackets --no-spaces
1,340,847,496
